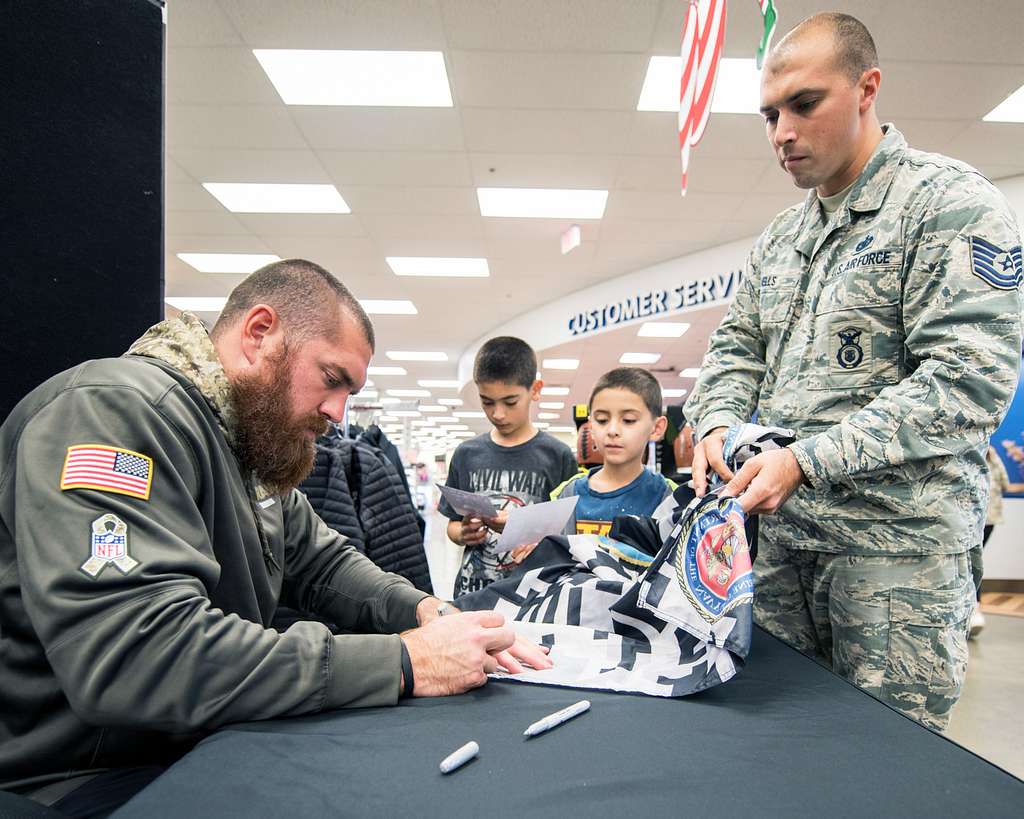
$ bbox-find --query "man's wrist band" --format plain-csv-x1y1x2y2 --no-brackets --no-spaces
436,602,455,617
399,639,414,698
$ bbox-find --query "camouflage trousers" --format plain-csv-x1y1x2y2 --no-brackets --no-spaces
754,537,974,731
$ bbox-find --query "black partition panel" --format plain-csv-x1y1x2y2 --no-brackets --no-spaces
0,0,165,422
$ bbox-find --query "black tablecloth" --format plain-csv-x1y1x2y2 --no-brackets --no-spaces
113,628,1022,818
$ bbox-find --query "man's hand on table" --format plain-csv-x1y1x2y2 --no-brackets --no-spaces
402,609,552,696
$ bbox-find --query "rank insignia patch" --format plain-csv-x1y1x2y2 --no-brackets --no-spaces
60,445,153,500
82,513,138,578
969,236,1023,291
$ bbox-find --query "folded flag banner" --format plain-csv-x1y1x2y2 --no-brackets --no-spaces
456,423,794,698
679,0,727,196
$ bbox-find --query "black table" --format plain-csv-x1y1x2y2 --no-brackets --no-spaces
114,628,1022,818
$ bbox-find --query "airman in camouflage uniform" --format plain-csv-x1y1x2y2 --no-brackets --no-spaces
685,14,1023,730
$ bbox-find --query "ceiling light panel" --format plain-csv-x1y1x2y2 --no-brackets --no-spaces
539,402,565,410
202,183,350,214
619,352,661,364
360,300,418,315
177,253,280,273
542,358,580,370
438,398,463,406
367,366,407,376
418,379,460,388
477,187,608,219
386,257,489,277
541,387,570,396
538,412,560,420
165,297,226,312
253,49,453,107
662,388,688,398
679,368,702,378
386,389,431,397
419,405,448,413
453,411,486,418
386,351,448,362
549,426,577,433
983,84,1024,122
637,57,761,114
638,321,691,338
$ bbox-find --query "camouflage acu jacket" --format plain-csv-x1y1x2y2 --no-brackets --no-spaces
685,125,1024,555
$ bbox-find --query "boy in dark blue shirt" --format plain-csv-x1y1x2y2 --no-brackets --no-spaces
553,368,674,535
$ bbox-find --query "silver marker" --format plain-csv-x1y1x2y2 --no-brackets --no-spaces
523,699,591,738
439,740,479,774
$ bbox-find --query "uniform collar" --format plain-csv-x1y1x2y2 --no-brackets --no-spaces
791,124,905,259
125,312,273,500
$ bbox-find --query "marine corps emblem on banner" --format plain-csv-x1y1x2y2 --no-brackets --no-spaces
675,497,753,624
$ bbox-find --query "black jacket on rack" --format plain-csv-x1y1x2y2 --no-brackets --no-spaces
299,436,432,593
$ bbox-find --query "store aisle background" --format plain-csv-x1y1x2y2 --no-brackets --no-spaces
420,497,1024,780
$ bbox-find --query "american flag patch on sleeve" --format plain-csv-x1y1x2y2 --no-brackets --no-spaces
60,445,154,500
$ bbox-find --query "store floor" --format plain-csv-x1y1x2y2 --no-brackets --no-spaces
421,509,1024,780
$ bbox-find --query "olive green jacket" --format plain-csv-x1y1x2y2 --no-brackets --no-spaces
0,315,427,788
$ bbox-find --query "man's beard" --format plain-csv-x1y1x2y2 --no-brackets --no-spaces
229,345,329,496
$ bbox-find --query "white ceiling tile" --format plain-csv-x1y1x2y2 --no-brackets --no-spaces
167,105,309,149
170,148,328,183
259,235,382,264
167,47,281,105
461,108,633,155
450,51,648,111
167,182,226,212
342,187,479,216
729,193,805,224
604,190,744,222
441,0,660,51
616,156,771,194
166,0,244,47
880,63,1024,122
890,119,975,157
625,111,766,158
481,218,601,242
291,108,465,151
218,0,448,49
469,153,620,188
358,213,484,241
649,0,772,55
165,158,194,184
165,234,275,254
374,237,489,258
232,213,368,237
319,152,473,187
983,164,1024,182
945,122,1024,166
166,210,252,236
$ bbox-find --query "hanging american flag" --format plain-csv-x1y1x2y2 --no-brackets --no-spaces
679,0,727,196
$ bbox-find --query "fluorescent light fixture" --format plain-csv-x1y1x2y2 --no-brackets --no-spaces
679,368,702,378
453,411,486,419
549,426,576,433
619,352,661,364
662,388,688,398
447,424,470,431
638,321,691,338
253,49,453,107
542,358,579,370
378,397,402,405
387,257,489,278
411,419,435,427
637,57,761,114
534,422,551,429
477,187,608,219
367,366,407,376
360,299,418,315
364,379,375,387
165,297,227,312
177,253,280,274
983,84,1024,122
202,182,350,214
419,405,448,413
435,417,461,424
418,379,460,388
386,351,448,362
541,387,570,396
378,415,399,422
450,431,474,437
539,402,565,410
538,412,560,420
438,398,463,406
387,389,431,398
358,390,378,399
390,410,422,418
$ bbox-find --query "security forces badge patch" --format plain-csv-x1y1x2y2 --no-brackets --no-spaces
829,324,872,376
969,236,1023,291
81,513,139,578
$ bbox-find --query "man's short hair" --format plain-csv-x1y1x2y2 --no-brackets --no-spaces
785,12,878,84
211,259,374,350
589,367,662,419
473,336,537,389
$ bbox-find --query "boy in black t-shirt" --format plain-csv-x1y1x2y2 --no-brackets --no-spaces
439,337,578,595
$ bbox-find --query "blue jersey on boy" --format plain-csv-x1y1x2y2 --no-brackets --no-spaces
553,467,674,536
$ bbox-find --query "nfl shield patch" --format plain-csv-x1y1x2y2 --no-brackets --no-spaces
969,236,1023,291
81,513,139,578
